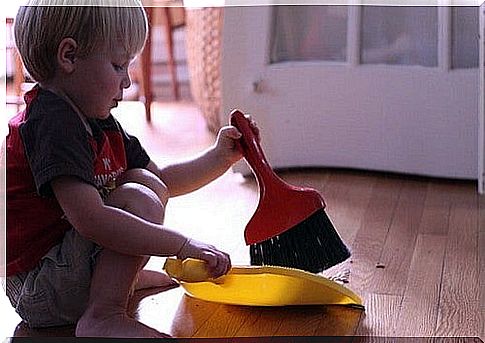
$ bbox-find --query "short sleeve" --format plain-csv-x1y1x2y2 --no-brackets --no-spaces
20,95,95,196
113,118,150,169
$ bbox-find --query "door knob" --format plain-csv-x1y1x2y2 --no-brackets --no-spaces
252,79,264,93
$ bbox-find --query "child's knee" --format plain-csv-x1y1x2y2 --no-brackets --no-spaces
116,168,170,206
105,183,165,223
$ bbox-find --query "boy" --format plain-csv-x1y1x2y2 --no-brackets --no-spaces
5,0,256,338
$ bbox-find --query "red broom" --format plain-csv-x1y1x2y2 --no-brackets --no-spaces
231,109,350,273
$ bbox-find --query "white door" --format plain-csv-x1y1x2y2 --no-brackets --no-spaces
221,6,481,180
479,2,485,192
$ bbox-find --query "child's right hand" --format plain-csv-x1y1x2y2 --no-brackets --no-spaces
176,238,231,278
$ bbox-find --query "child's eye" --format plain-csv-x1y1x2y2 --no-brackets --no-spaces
112,63,124,72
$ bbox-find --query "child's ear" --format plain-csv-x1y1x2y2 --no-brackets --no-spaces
57,37,78,73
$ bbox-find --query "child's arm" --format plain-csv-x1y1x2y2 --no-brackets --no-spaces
146,124,257,197
51,176,230,276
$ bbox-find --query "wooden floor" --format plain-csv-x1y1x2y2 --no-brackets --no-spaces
1,99,484,340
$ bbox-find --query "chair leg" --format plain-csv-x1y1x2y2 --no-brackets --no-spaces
162,7,179,101
140,6,153,121
13,49,25,109
13,50,24,95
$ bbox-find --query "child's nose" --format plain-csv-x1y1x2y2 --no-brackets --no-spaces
121,71,131,89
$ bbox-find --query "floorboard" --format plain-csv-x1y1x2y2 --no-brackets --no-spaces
370,179,428,296
435,188,480,337
349,177,402,294
355,292,402,336
396,234,447,336
419,182,453,235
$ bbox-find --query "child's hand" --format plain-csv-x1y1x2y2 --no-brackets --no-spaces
176,238,231,278
214,115,260,166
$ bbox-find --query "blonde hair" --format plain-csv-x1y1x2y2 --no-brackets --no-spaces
14,0,148,82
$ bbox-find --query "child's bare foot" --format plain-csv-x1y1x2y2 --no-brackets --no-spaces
135,269,178,291
76,311,171,338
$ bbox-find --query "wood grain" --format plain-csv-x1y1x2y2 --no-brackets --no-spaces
419,181,453,235
191,305,254,338
349,176,402,294
435,186,480,336
272,306,326,336
313,306,363,336
135,287,222,337
396,234,447,336
321,171,376,246
234,307,285,337
370,179,428,295
355,292,402,336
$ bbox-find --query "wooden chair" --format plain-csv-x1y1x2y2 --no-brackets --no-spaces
7,5,185,121
139,3,185,121
6,17,25,109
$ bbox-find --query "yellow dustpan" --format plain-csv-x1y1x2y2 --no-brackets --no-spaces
164,258,363,308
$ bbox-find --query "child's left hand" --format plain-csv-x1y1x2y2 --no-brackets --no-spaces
214,116,259,165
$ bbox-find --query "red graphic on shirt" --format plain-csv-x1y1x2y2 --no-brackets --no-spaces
90,131,127,190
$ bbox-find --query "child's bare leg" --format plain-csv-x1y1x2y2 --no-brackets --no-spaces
115,170,175,291
76,183,173,338
135,269,176,291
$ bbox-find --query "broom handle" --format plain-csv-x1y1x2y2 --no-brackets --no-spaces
230,110,282,187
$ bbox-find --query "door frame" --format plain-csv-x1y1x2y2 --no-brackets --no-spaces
479,2,485,193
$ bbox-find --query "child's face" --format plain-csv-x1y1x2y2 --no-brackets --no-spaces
68,44,133,119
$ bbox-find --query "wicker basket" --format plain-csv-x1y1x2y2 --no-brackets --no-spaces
185,7,223,134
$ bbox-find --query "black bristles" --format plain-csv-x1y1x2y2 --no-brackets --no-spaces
250,208,351,273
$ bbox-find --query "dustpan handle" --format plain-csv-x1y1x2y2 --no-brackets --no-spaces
230,109,280,187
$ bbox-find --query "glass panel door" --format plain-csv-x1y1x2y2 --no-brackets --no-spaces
270,6,479,69
270,6,348,63
361,7,438,67
452,7,479,69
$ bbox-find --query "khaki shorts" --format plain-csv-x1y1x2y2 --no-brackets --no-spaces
5,229,101,328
